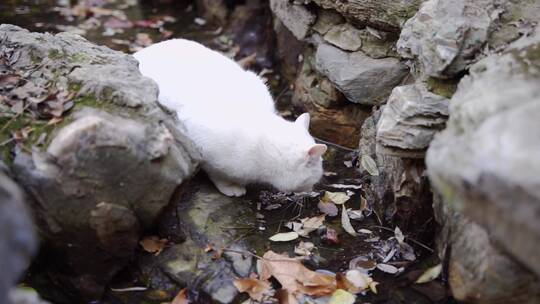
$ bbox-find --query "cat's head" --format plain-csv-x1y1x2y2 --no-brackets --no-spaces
270,113,327,193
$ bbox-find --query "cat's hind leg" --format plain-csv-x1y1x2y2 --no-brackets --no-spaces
208,174,247,197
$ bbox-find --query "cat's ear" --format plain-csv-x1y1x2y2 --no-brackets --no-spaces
295,113,310,129
308,144,327,157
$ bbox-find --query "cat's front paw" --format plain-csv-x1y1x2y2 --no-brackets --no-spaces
210,177,247,197
217,183,247,197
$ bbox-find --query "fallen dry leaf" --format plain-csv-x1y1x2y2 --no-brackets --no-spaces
322,191,351,205
294,241,315,257
318,201,338,216
275,289,299,304
347,209,364,220
322,227,339,245
172,288,188,304
345,270,377,292
237,52,257,69
298,215,325,236
139,236,167,255
233,278,272,302
394,226,405,244
269,231,299,242
260,251,336,297
349,256,377,272
376,263,399,274
0,74,21,87
341,205,357,236
415,264,442,284
361,154,379,176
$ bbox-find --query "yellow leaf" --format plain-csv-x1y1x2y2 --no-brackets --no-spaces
415,264,442,284
341,205,357,236
269,232,299,242
328,289,356,304
323,191,351,205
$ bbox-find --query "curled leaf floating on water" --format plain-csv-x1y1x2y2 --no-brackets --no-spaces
361,154,379,176
269,231,299,242
341,205,357,236
415,264,443,284
322,191,351,205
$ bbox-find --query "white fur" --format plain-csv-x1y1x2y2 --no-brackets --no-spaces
134,39,326,196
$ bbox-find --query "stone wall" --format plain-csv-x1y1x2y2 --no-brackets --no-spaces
270,0,540,302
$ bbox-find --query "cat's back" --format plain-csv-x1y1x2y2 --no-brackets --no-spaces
134,39,275,117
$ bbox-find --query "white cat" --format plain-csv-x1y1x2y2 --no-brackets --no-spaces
134,39,327,197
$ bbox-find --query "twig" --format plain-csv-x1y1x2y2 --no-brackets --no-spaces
220,226,255,230
369,225,434,253
0,102,31,134
313,137,357,152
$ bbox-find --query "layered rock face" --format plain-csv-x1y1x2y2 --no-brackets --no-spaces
271,0,540,302
0,25,199,302
427,29,540,302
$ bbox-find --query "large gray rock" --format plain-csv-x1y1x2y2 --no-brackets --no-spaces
397,0,493,78
434,194,540,303
293,50,371,148
312,0,423,32
269,0,316,40
0,25,199,301
397,0,540,78
315,43,409,105
377,83,449,158
427,28,540,278
0,170,37,304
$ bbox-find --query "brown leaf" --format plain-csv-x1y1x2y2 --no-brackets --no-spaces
275,289,299,304
0,74,21,88
298,215,325,236
46,117,63,126
336,273,359,294
322,227,340,245
233,278,272,302
172,288,188,304
260,251,336,297
104,17,133,29
237,53,257,69
139,236,167,255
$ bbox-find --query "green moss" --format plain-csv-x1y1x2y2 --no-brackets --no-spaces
425,77,458,99
48,49,62,60
510,43,540,76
